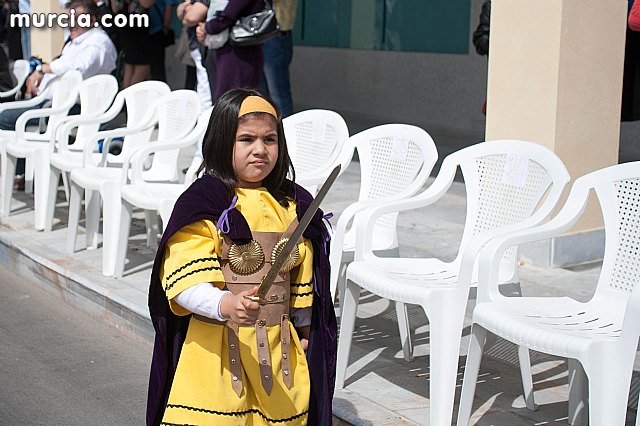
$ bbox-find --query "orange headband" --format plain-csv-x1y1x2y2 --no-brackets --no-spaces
238,96,277,118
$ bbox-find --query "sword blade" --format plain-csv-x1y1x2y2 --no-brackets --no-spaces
253,165,341,303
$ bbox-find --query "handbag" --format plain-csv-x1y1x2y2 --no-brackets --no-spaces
229,0,279,47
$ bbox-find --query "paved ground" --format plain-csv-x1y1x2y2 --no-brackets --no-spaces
1,154,639,425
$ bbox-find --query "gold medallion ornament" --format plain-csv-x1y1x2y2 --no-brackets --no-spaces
228,240,265,275
271,238,300,272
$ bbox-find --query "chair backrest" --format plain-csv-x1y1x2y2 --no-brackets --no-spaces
143,90,201,182
69,74,119,145
283,109,349,181
583,162,640,303
451,140,569,275
348,124,438,249
44,70,84,138
112,80,171,162
2,59,29,99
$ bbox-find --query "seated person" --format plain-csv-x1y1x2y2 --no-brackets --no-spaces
0,0,117,131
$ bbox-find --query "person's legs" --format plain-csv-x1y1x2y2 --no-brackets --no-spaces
261,31,293,117
0,101,45,131
149,32,167,82
202,48,216,104
124,64,150,88
190,48,212,109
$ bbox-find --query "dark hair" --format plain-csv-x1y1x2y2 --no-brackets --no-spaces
201,88,295,204
65,0,99,19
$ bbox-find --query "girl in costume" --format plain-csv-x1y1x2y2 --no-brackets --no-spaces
146,88,337,425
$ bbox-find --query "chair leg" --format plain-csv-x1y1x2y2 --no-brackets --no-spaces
331,258,347,304
336,262,348,314
585,358,632,426
67,181,83,253
24,156,33,194
395,301,414,362
61,171,70,203
100,184,121,276
456,324,488,426
335,279,361,390
1,153,16,217
44,167,61,232
568,358,588,426
84,189,100,250
144,209,159,247
518,346,538,411
114,200,133,279
32,150,50,231
424,300,466,426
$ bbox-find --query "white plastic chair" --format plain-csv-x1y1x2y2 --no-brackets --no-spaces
283,109,349,194
113,107,212,278
0,70,83,230
457,161,640,426
329,124,438,303
336,140,571,426
67,89,200,276
45,80,164,231
0,59,30,100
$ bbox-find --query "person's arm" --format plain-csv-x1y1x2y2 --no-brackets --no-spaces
163,2,174,29
204,0,254,35
630,0,640,32
183,1,208,26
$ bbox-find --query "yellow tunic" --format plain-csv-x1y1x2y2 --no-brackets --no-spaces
160,187,314,426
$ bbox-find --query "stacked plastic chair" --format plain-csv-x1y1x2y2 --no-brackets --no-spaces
457,161,640,426
113,107,212,278
0,70,83,230
66,89,200,276
336,140,570,426
283,109,349,195
45,80,167,231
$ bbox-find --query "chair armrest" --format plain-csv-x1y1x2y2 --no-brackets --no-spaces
475,179,591,304
351,157,458,261
15,102,72,141
84,122,156,167
0,87,51,113
123,138,198,185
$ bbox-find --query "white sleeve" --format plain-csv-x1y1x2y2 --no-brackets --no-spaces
174,282,231,321
290,307,312,328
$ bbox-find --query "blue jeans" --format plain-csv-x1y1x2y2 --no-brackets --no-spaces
261,31,294,118
0,100,47,131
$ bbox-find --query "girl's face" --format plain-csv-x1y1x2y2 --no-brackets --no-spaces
232,114,279,188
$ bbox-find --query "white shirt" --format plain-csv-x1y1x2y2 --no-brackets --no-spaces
40,27,117,94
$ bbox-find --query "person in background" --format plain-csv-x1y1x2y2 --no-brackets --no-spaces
197,0,264,101
630,0,640,31
177,0,212,108
472,0,490,115
5,0,117,189
260,0,297,118
17,0,29,59
0,48,14,93
113,0,154,87
148,0,176,81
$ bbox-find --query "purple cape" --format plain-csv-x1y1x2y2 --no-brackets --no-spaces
146,174,337,425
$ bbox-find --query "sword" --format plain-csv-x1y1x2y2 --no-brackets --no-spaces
245,164,341,304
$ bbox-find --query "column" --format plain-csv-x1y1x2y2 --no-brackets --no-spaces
486,0,628,266
30,0,65,62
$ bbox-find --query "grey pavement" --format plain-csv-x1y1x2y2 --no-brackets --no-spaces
0,158,638,425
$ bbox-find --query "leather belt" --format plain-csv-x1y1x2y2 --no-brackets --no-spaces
192,306,293,395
